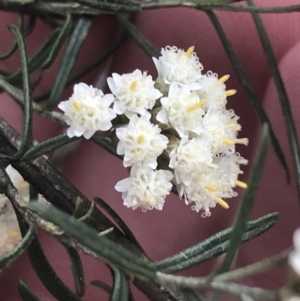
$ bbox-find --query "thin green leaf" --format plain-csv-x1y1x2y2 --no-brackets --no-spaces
0,224,35,269
94,197,144,252
205,10,289,182
8,25,33,160
46,17,92,110
5,28,61,84
182,289,206,301
248,0,300,200
73,0,140,13
23,134,80,161
117,15,159,57
64,245,86,297
91,136,122,159
0,15,23,60
155,212,278,273
91,280,112,295
42,14,73,69
28,201,156,278
18,280,41,301
16,213,83,301
111,267,129,301
216,124,270,274
35,29,127,103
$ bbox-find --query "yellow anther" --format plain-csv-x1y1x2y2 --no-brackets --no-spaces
236,180,248,189
219,74,230,83
204,184,219,192
225,89,237,97
8,231,18,238
223,138,248,146
137,134,145,143
223,139,235,145
130,80,138,92
216,198,229,209
186,100,207,112
185,46,195,57
73,101,82,111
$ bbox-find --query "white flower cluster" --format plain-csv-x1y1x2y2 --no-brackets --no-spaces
59,45,248,216
289,229,300,275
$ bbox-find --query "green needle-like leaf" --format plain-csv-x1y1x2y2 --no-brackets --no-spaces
42,14,73,69
46,17,92,110
94,197,144,252
64,245,86,297
111,267,129,301
205,10,289,182
0,224,35,270
8,25,32,160
216,124,270,274
28,201,156,278
91,136,122,159
22,134,80,161
91,280,112,295
155,212,278,273
248,0,300,201
18,280,41,301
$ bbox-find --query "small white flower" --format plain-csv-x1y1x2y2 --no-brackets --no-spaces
202,109,247,155
58,83,116,139
153,46,203,94
157,83,206,137
169,136,213,186
115,165,173,211
197,72,235,110
116,114,169,168
107,69,162,118
289,229,300,275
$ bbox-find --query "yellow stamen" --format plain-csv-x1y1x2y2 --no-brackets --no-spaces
186,100,207,112
216,198,229,209
223,139,235,146
130,80,138,92
8,231,18,238
73,101,82,111
204,184,219,192
225,89,237,97
223,138,249,146
219,74,230,83
236,180,248,189
137,134,145,143
185,46,195,57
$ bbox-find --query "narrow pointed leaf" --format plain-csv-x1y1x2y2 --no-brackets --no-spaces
46,17,92,110
155,212,278,273
64,245,86,297
16,214,83,301
18,280,41,301
216,124,270,274
28,201,156,278
42,14,73,69
205,10,289,182
248,0,300,200
94,197,144,252
0,224,35,269
23,134,80,160
8,25,32,160
111,268,129,301
91,280,112,295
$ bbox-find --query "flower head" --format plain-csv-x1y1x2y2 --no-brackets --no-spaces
107,69,162,118
153,46,203,94
116,114,169,168
169,136,213,185
115,165,173,211
289,229,300,275
58,83,116,139
157,83,206,137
